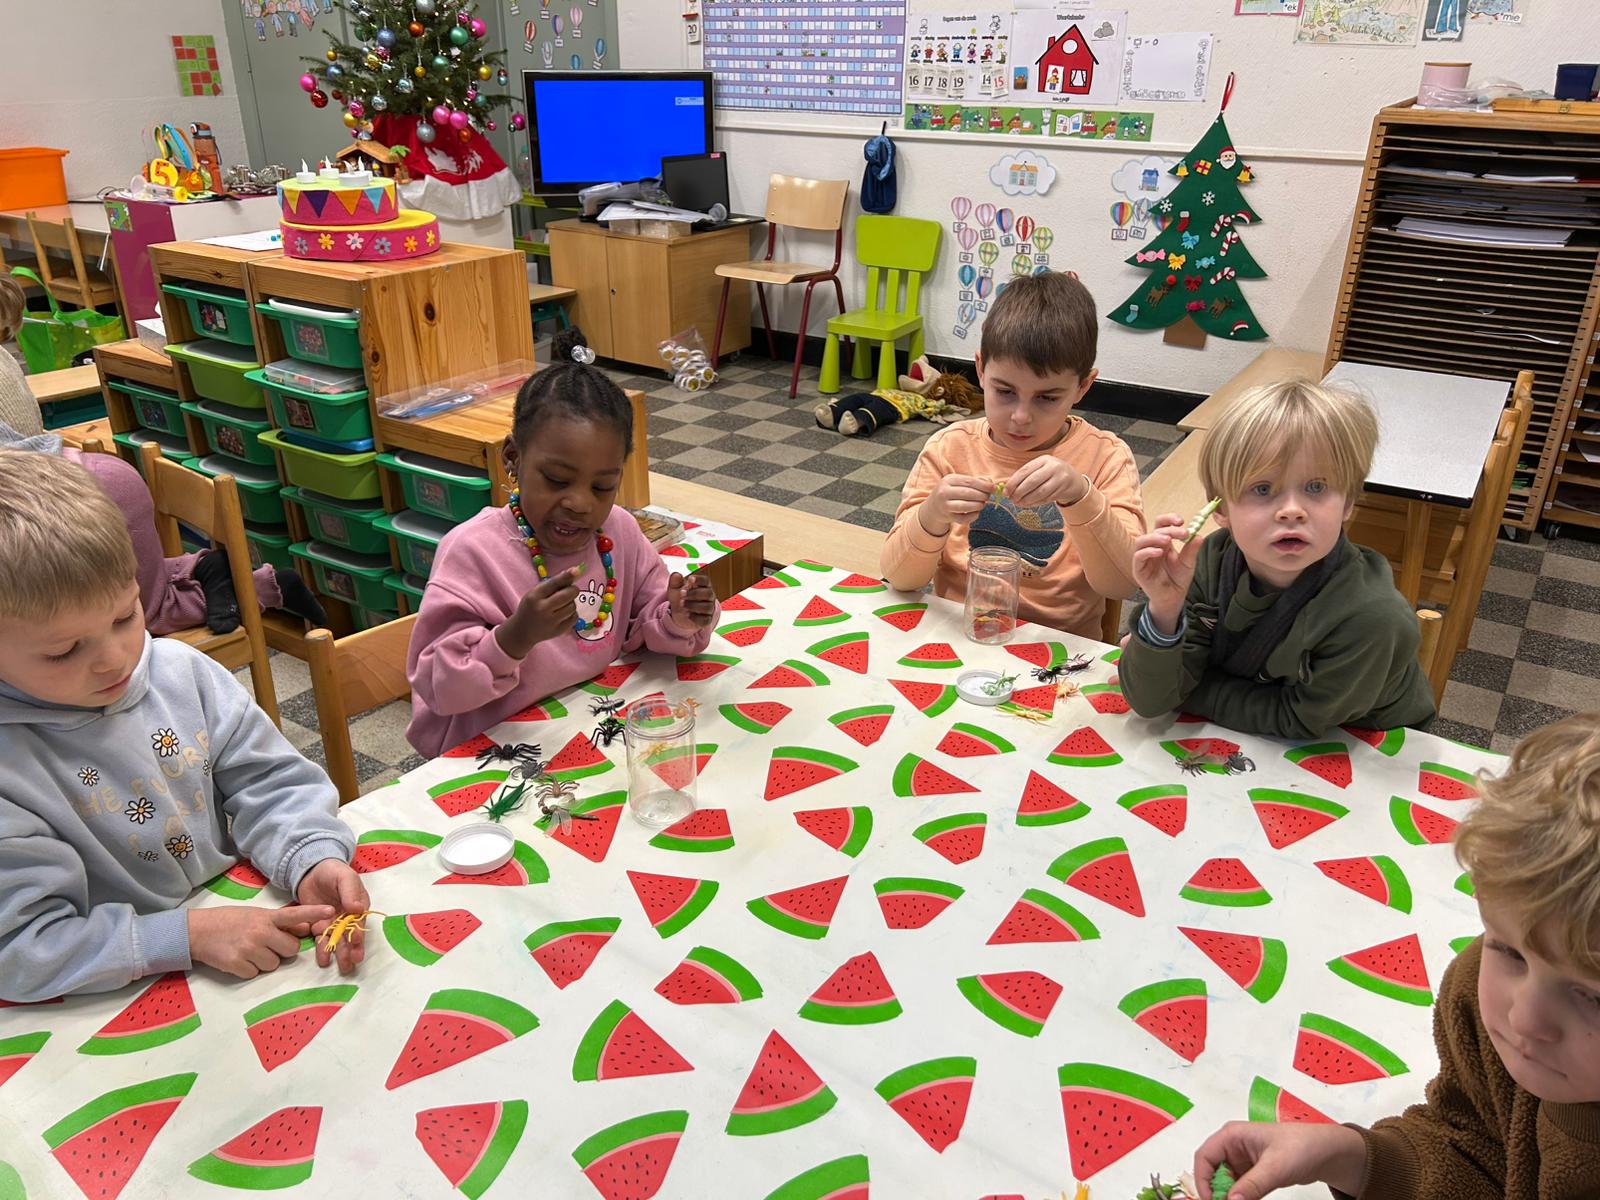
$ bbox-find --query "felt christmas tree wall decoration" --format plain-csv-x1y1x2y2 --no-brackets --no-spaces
1108,76,1267,342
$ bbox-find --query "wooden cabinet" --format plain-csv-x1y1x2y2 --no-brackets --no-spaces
547,219,756,368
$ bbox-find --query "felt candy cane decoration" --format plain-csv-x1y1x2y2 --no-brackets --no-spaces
1209,267,1237,285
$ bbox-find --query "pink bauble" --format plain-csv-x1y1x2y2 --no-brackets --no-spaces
299,73,317,92
348,100,365,117
431,104,451,125
448,110,469,130
486,119,496,131
470,18,486,36
456,9,470,22
509,111,526,131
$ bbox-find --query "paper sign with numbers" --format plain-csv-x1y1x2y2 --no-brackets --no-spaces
705,1,907,115
903,11,1014,104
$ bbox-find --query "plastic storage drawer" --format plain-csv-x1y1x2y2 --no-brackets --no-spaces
244,522,293,572
258,429,379,501
289,540,393,610
161,283,255,347
113,379,185,436
384,570,427,611
255,299,363,369
377,449,492,521
113,428,194,473
247,368,372,444
374,508,453,579
181,399,275,467
166,339,265,408
351,605,400,630
191,455,287,524
281,487,389,555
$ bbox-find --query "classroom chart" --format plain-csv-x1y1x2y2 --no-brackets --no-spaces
0,563,1492,1198
703,1,907,115
902,11,1014,106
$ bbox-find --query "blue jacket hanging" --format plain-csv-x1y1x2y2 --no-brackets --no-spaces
861,123,897,214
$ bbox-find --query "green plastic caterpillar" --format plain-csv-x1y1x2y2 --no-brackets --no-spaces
1212,1163,1236,1200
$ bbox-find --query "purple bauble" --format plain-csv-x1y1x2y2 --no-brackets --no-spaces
470,17,486,37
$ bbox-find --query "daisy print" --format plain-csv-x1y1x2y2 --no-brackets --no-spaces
165,834,194,860
78,766,100,787
125,796,154,824
152,728,181,757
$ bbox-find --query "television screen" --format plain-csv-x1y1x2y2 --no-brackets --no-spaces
524,71,714,192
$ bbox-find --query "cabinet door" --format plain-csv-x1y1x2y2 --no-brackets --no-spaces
606,237,673,368
549,228,615,359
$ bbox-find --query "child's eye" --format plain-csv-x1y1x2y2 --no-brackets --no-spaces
542,474,572,489
1573,987,1600,1014
45,645,78,663
1250,483,1272,497
115,612,137,626
593,483,616,495
1306,480,1326,495
1488,938,1526,964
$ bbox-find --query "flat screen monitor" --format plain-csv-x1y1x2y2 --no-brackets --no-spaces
661,152,729,214
523,70,714,193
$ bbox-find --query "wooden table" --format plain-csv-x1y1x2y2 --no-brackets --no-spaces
29,365,101,405
0,566,1489,1198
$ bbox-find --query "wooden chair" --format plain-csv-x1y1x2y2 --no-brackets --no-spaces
25,214,118,311
711,174,851,399
1416,608,1445,704
819,215,942,394
138,442,279,725
305,616,417,804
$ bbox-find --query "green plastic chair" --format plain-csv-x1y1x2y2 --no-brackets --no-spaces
818,215,942,394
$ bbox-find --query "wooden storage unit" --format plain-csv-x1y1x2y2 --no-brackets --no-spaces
93,339,187,458
548,219,756,369
1326,101,1600,532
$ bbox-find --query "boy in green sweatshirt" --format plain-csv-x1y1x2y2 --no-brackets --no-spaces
1195,712,1600,1199
1119,379,1434,738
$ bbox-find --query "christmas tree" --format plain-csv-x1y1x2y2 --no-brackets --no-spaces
1107,91,1267,342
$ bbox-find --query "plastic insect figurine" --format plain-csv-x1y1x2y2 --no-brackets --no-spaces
479,778,531,823
320,909,384,953
1182,496,1222,547
1032,653,1094,685
535,777,596,835
588,697,627,748
1177,748,1256,777
980,671,1018,697
475,739,544,771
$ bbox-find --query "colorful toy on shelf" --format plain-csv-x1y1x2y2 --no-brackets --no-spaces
279,158,441,263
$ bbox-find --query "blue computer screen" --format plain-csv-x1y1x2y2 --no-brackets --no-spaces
531,76,710,187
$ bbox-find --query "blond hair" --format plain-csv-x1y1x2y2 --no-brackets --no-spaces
0,274,25,343
0,450,137,621
1200,379,1378,504
980,270,1098,380
1455,713,1600,978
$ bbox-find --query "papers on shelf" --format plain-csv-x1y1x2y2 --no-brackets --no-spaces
198,229,283,252
600,201,704,224
1394,216,1573,248
1483,172,1579,183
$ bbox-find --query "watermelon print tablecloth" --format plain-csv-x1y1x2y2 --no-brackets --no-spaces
0,562,1497,1199
641,507,759,573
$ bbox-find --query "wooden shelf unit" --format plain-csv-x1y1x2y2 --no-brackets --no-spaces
1326,101,1600,532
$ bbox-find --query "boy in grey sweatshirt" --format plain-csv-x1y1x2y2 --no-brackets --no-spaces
0,451,367,1002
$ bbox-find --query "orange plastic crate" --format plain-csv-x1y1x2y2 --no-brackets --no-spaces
0,147,68,209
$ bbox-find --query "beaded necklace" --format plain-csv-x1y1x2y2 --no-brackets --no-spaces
508,491,617,635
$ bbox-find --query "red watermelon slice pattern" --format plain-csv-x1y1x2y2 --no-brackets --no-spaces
1117,784,1187,838
894,753,979,798
794,595,849,626
749,659,830,689
44,1072,197,1200
763,1155,870,1199
1248,1076,1334,1125
1293,1012,1410,1084
1117,979,1207,1062
720,701,792,735
441,733,497,759
572,1109,686,1199
506,696,568,721
799,952,903,1025
1007,682,1058,715
415,1100,528,1199
794,806,874,857
535,790,626,862
957,970,1061,1037
676,653,742,682
0,1031,49,1090
717,618,772,647
1049,727,1123,768
914,812,987,864
898,641,962,669
572,1000,693,1081
873,601,927,631
526,917,621,989
875,1056,976,1153
1391,795,1460,845
831,572,887,594
1047,836,1145,917
1005,641,1071,670
204,859,268,901
1249,788,1349,849
187,1105,322,1191
1327,933,1433,1006
1314,855,1413,913
888,678,957,718
435,839,549,887
874,877,964,929
828,704,894,747
1058,1063,1193,1180
727,1031,837,1136
628,871,719,938
1285,742,1353,789
1180,927,1288,1004
427,769,509,818
649,807,735,853
720,593,763,612
655,946,764,1005
582,662,640,695
1418,761,1478,801
1016,770,1089,827
764,745,858,800
382,909,481,967
747,875,848,940
806,631,869,675
386,989,539,1089
353,828,441,874
1180,858,1272,908
1342,724,1405,756
78,973,199,1056
243,985,357,1072
936,721,1016,758
988,889,1099,945
545,734,617,784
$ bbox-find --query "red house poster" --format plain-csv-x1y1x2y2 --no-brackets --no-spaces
1011,8,1126,108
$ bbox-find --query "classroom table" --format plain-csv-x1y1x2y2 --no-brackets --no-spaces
0,563,1492,1199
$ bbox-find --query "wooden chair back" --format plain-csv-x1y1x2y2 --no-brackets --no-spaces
766,175,850,233
305,616,418,804
26,214,116,309
1101,599,1122,646
853,215,941,321
138,442,279,724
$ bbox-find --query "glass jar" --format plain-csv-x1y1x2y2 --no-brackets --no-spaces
623,694,698,828
965,546,1022,645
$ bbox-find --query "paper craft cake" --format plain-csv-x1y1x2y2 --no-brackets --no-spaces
278,163,440,263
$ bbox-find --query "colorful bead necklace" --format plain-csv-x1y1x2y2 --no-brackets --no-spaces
508,491,617,635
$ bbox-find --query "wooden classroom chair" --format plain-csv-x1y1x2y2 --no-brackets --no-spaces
818,215,941,394
25,213,118,311
305,616,417,804
137,442,279,725
711,174,851,399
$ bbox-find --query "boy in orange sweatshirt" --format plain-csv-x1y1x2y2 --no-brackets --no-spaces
880,272,1144,639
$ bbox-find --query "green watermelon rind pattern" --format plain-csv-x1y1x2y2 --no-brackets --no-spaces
1246,1076,1287,1123
1056,1062,1194,1121
726,1082,839,1137
523,916,621,953
423,989,539,1038
896,644,963,668
1247,939,1290,1004
78,1013,201,1057
43,1072,198,1149
1389,795,1450,846
189,1122,316,1191
453,1099,529,1200
955,975,1044,1038
571,1109,688,1170
0,1031,50,1060
873,876,965,901
913,811,986,844
720,703,786,735
1247,788,1351,820
382,913,470,968
654,880,720,939
874,1055,977,1103
944,721,1017,755
1010,888,1100,941
243,985,358,1028
1045,836,1130,885
356,828,443,849
204,868,266,901
1326,955,1433,1007
747,895,830,940
1180,866,1272,909
1116,978,1206,1021
762,1154,870,1200
1298,1012,1410,1078
426,769,509,805
683,946,764,1002
572,999,633,1082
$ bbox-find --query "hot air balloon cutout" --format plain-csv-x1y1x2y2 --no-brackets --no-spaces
978,240,999,267
974,203,997,241
995,207,1015,247
570,6,583,37
593,36,606,68
958,264,977,299
553,13,564,45
951,196,973,225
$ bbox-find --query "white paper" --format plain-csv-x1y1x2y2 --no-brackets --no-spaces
904,12,1014,104
1295,0,1423,45
1010,8,1126,108
197,229,283,252
1119,32,1214,103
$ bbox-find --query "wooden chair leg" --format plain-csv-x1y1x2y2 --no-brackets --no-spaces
876,340,897,391
755,283,776,360
712,278,731,367
819,332,842,394
789,281,818,399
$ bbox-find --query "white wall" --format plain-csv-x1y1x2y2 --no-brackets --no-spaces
623,1,1597,394
0,0,248,199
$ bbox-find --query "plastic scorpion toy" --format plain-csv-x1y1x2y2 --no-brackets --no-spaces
319,909,385,953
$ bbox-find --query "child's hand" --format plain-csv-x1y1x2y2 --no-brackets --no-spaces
297,859,372,974
667,571,717,633
187,904,333,980
497,566,583,658
1194,1120,1368,1200
1133,514,1205,636
1005,457,1090,509
918,473,994,535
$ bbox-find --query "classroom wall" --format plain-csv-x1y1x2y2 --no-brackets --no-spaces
0,0,248,199
621,1,1596,395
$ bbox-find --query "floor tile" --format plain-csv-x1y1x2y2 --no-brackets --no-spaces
1465,618,1521,659
740,484,803,507
1508,658,1600,711
814,478,889,508
1437,679,1504,732
1483,564,1535,600
656,424,709,447
792,495,855,521
1444,649,1513,695
740,419,803,443
1427,717,1494,751
1495,694,1579,741
1539,552,1600,589
846,462,915,490
702,432,771,458
822,437,898,462
1524,600,1600,645
764,467,839,495
667,446,738,472
654,402,717,425
727,399,790,420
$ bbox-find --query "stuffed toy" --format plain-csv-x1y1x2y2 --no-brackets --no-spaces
814,356,983,437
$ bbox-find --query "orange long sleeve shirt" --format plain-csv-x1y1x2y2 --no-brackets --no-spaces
880,416,1145,639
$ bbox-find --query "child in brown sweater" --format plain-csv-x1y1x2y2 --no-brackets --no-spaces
1194,712,1600,1199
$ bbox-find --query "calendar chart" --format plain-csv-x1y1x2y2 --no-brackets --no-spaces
704,1,907,115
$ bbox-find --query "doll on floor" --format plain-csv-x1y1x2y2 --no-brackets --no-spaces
814,355,983,437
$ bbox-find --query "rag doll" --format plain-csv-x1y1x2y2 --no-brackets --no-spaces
814,356,982,437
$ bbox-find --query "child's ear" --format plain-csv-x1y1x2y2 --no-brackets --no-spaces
501,442,520,482
973,350,985,382
1211,500,1231,530
1073,368,1098,405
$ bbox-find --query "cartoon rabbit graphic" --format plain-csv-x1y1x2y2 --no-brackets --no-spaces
574,579,608,642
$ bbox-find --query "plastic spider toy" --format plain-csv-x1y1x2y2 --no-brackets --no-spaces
1032,653,1094,684
588,697,627,748
535,777,597,835
1177,750,1256,777
475,740,544,771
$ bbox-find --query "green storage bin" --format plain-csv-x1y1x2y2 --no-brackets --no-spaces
352,605,400,630
246,368,372,443
112,378,185,436
256,299,364,369
374,508,453,579
41,393,107,429
377,449,492,521
166,339,265,408
113,428,194,474
244,522,293,572
192,454,287,524
162,282,255,347
282,486,389,555
385,570,427,611
181,399,275,467
290,540,393,610
258,428,379,501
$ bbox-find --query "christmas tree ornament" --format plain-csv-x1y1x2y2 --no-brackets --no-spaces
416,120,437,143
415,0,435,13
326,47,338,60
510,111,526,131
331,88,345,101
486,118,496,131
449,109,469,129
365,53,381,68
376,26,396,47
371,93,388,110
414,63,428,76
450,46,463,58
408,19,424,34
496,66,508,85
349,99,366,117
432,103,450,124
396,75,414,92
449,24,470,45
376,45,390,60
458,127,473,142
300,73,318,91
432,53,449,68
466,85,478,100
326,62,344,79
342,110,360,128
310,89,329,108
457,9,471,23
477,64,492,80
470,17,486,37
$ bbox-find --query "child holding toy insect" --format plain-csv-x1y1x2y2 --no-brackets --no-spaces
406,327,719,760
1195,711,1600,1199
880,271,1145,639
0,452,367,1002
1119,379,1434,738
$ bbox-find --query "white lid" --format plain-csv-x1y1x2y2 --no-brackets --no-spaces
391,448,485,479
439,823,515,875
956,669,1014,707
195,454,279,485
178,338,257,365
387,509,454,540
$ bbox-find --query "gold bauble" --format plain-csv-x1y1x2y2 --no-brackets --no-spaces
326,48,337,61
413,65,428,78
341,111,359,128
477,65,492,80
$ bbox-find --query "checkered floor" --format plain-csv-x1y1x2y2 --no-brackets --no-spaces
254,350,1596,793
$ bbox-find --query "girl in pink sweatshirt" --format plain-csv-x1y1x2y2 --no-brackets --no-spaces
405,328,719,759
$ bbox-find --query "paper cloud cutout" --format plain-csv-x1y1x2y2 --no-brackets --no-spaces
989,149,1057,197
1111,155,1180,204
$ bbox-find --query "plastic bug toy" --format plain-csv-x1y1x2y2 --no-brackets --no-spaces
319,910,385,953
587,697,627,748
474,740,544,771
1176,749,1256,776
535,777,597,835
1032,653,1094,685
479,778,532,822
